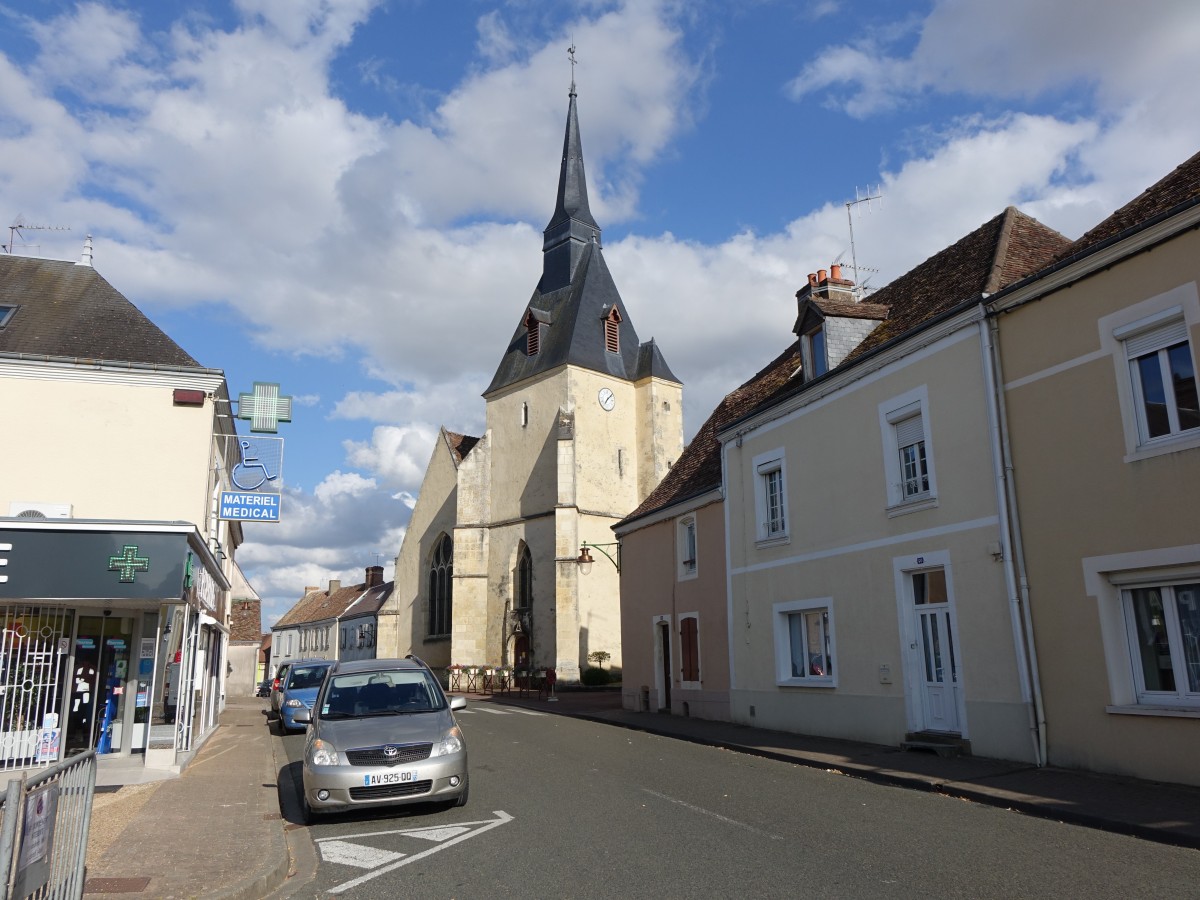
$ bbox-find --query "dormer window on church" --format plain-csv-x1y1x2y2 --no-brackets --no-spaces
603,306,623,354
524,310,546,356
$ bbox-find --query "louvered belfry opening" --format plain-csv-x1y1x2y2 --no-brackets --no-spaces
603,306,622,354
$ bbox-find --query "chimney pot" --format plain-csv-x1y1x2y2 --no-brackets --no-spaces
830,263,842,281
807,273,818,286
818,268,828,283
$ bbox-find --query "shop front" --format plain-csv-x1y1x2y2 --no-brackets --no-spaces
0,520,229,774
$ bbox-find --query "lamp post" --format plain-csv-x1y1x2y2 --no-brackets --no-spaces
577,541,620,574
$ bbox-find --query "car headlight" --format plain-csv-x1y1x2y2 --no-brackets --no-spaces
432,726,464,757
309,739,339,766
284,698,303,708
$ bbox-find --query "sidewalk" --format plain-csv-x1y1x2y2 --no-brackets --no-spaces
82,689,1199,897
83,698,295,899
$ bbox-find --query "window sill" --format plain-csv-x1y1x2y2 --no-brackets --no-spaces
776,678,836,689
756,534,791,549
677,571,698,582
1125,430,1200,463
1105,704,1200,719
886,496,938,518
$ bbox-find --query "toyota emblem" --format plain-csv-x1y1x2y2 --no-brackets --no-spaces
383,746,399,758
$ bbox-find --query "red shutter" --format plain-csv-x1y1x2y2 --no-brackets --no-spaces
680,618,699,682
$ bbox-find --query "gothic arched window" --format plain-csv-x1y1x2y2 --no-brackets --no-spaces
428,533,453,637
516,544,533,611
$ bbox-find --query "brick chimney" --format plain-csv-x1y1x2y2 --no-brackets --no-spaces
796,265,856,306
365,566,384,587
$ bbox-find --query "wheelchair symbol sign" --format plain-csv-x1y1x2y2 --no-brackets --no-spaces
229,439,278,489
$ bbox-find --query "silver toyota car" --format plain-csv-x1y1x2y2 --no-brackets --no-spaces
294,657,468,822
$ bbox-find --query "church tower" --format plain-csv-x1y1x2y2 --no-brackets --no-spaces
381,81,682,680
448,84,683,681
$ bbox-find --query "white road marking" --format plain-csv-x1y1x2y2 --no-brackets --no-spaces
459,706,546,716
318,840,404,869
641,789,784,841
324,810,515,894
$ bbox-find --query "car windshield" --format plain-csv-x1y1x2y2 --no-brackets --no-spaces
288,665,330,690
319,669,443,718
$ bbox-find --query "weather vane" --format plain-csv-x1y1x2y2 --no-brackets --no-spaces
568,43,577,94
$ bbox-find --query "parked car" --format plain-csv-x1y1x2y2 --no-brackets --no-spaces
255,679,271,698
294,656,468,823
269,663,291,717
278,660,334,732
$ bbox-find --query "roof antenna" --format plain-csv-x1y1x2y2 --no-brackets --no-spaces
568,42,577,96
4,214,70,255
845,186,883,298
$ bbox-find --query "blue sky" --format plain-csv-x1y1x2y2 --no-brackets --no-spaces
4,0,1200,626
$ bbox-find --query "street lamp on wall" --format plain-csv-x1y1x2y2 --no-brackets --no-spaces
577,541,620,574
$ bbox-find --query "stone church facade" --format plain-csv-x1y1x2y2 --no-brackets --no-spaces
377,88,683,681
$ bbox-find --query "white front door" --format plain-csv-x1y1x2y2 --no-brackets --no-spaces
911,568,962,734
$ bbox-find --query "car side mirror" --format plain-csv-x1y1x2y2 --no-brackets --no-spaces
293,709,312,724
449,696,466,711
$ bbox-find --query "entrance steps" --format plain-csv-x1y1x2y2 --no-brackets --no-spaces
900,732,971,758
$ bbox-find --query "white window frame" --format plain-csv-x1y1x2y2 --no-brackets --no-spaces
1100,284,1200,462
677,516,698,581
679,612,701,689
772,597,836,688
879,386,938,515
1083,548,1200,717
1120,579,1200,708
753,448,789,545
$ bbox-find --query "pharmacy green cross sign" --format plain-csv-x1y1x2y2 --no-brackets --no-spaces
108,545,150,583
236,382,293,433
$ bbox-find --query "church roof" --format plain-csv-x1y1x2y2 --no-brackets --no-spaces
443,429,480,464
0,254,201,368
485,91,679,397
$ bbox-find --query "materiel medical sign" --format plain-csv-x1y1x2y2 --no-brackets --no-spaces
219,435,285,522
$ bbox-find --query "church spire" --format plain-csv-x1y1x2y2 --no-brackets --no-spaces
541,47,599,292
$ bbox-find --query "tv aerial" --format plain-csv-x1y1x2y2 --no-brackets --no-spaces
844,187,883,296
4,214,70,254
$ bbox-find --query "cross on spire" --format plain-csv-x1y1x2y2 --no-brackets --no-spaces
568,43,577,95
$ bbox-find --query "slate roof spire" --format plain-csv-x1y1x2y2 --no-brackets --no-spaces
541,77,599,293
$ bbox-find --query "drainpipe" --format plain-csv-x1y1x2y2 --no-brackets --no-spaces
980,317,1048,766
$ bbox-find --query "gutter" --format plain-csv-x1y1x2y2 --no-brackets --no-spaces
979,319,1047,766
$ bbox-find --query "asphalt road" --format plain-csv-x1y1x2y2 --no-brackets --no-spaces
275,702,1200,898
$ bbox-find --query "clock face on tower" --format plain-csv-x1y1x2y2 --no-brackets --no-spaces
597,388,615,411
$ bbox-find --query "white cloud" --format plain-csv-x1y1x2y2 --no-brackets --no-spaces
343,424,441,491
313,470,377,504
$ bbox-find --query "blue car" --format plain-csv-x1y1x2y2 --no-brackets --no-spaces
279,660,332,732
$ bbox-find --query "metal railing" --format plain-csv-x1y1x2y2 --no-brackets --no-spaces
0,750,96,900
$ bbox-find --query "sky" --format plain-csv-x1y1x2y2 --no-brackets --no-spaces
4,0,1200,628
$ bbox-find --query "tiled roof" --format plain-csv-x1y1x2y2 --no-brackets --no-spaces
274,581,374,629
444,430,480,463
618,340,804,527
1057,148,1200,260
810,298,890,321
230,600,262,642
620,207,1068,528
0,255,201,367
844,207,1069,361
